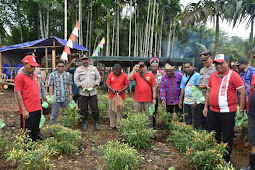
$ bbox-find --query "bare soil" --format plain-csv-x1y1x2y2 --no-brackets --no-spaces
0,88,249,169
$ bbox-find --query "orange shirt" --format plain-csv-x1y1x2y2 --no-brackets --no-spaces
106,72,130,100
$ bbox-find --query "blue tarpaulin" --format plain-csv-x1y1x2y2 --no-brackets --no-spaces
0,36,89,52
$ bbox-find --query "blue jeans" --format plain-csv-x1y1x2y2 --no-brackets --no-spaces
50,101,69,125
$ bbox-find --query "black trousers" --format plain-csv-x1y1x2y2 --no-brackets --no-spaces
73,94,80,103
207,110,235,162
194,104,207,130
152,99,159,128
184,104,195,125
79,95,99,122
166,104,181,113
20,110,41,141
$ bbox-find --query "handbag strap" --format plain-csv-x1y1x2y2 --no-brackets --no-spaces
185,72,194,87
139,73,153,99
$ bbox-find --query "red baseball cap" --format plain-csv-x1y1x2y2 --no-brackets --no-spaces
21,55,40,67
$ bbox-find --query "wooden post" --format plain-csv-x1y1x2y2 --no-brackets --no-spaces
45,48,48,92
52,39,56,70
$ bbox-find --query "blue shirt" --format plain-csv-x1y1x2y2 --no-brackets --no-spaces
240,67,255,99
180,72,200,104
69,68,79,95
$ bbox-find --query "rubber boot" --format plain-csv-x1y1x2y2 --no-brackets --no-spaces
240,152,255,170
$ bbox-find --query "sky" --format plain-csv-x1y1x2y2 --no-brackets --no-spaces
180,0,250,39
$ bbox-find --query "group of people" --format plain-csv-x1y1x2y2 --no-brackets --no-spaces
12,50,255,168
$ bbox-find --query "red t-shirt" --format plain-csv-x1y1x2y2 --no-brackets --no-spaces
249,74,255,98
106,72,130,100
208,69,244,112
133,72,156,102
14,72,41,114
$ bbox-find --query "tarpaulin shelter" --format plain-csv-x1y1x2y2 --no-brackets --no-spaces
0,36,88,86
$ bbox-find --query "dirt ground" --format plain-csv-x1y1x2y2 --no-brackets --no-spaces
0,88,250,169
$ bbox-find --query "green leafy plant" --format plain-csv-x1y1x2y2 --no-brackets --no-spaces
6,131,56,170
0,131,11,158
43,124,82,155
97,93,109,116
58,108,82,128
98,141,143,170
119,112,155,149
167,121,234,170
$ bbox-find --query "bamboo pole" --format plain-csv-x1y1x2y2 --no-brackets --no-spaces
52,39,56,70
45,48,48,91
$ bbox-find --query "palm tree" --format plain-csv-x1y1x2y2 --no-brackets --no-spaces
178,0,239,54
234,0,255,64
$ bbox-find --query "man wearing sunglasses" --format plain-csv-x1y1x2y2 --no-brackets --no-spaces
48,60,72,125
203,54,246,164
14,55,42,141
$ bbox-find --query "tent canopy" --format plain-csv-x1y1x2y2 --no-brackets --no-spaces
0,36,89,53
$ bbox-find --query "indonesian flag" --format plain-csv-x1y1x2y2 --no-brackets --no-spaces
181,53,184,59
60,21,80,61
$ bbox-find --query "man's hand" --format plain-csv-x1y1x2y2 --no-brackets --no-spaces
161,101,166,107
71,58,76,64
203,107,208,117
22,110,30,119
43,97,48,102
178,100,183,109
133,64,140,71
0,115,4,120
198,84,207,90
153,99,156,105
193,101,197,109
237,110,244,120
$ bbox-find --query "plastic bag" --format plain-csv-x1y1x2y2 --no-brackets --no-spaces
112,94,124,113
42,101,49,108
191,85,205,104
0,118,6,129
46,95,55,105
39,113,46,129
149,104,155,115
69,100,77,110
235,106,248,126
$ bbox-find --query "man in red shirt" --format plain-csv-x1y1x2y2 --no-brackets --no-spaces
203,54,246,163
106,64,129,130
128,62,156,126
14,55,42,141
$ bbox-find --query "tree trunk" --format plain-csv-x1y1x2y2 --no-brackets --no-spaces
86,10,89,49
154,3,158,54
170,26,175,58
134,0,137,57
149,0,156,55
159,14,163,57
140,25,143,56
89,1,93,53
64,0,67,40
106,10,110,56
117,0,120,56
248,18,254,65
111,13,116,56
166,22,172,58
215,14,220,54
144,0,150,57
38,5,45,39
79,0,83,45
17,0,23,42
46,6,49,38
128,0,133,57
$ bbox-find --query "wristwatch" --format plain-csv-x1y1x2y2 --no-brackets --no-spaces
240,110,244,113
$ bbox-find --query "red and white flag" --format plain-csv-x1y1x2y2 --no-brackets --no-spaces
181,53,184,59
60,21,80,61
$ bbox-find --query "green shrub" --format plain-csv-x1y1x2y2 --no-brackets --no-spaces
6,131,56,170
0,131,11,158
124,97,134,113
43,124,82,155
119,112,155,149
58,108,82,128
98,141,143,170
97,93,109,116
167,122,233,170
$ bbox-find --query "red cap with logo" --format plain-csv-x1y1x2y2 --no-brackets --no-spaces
21,55,40,67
